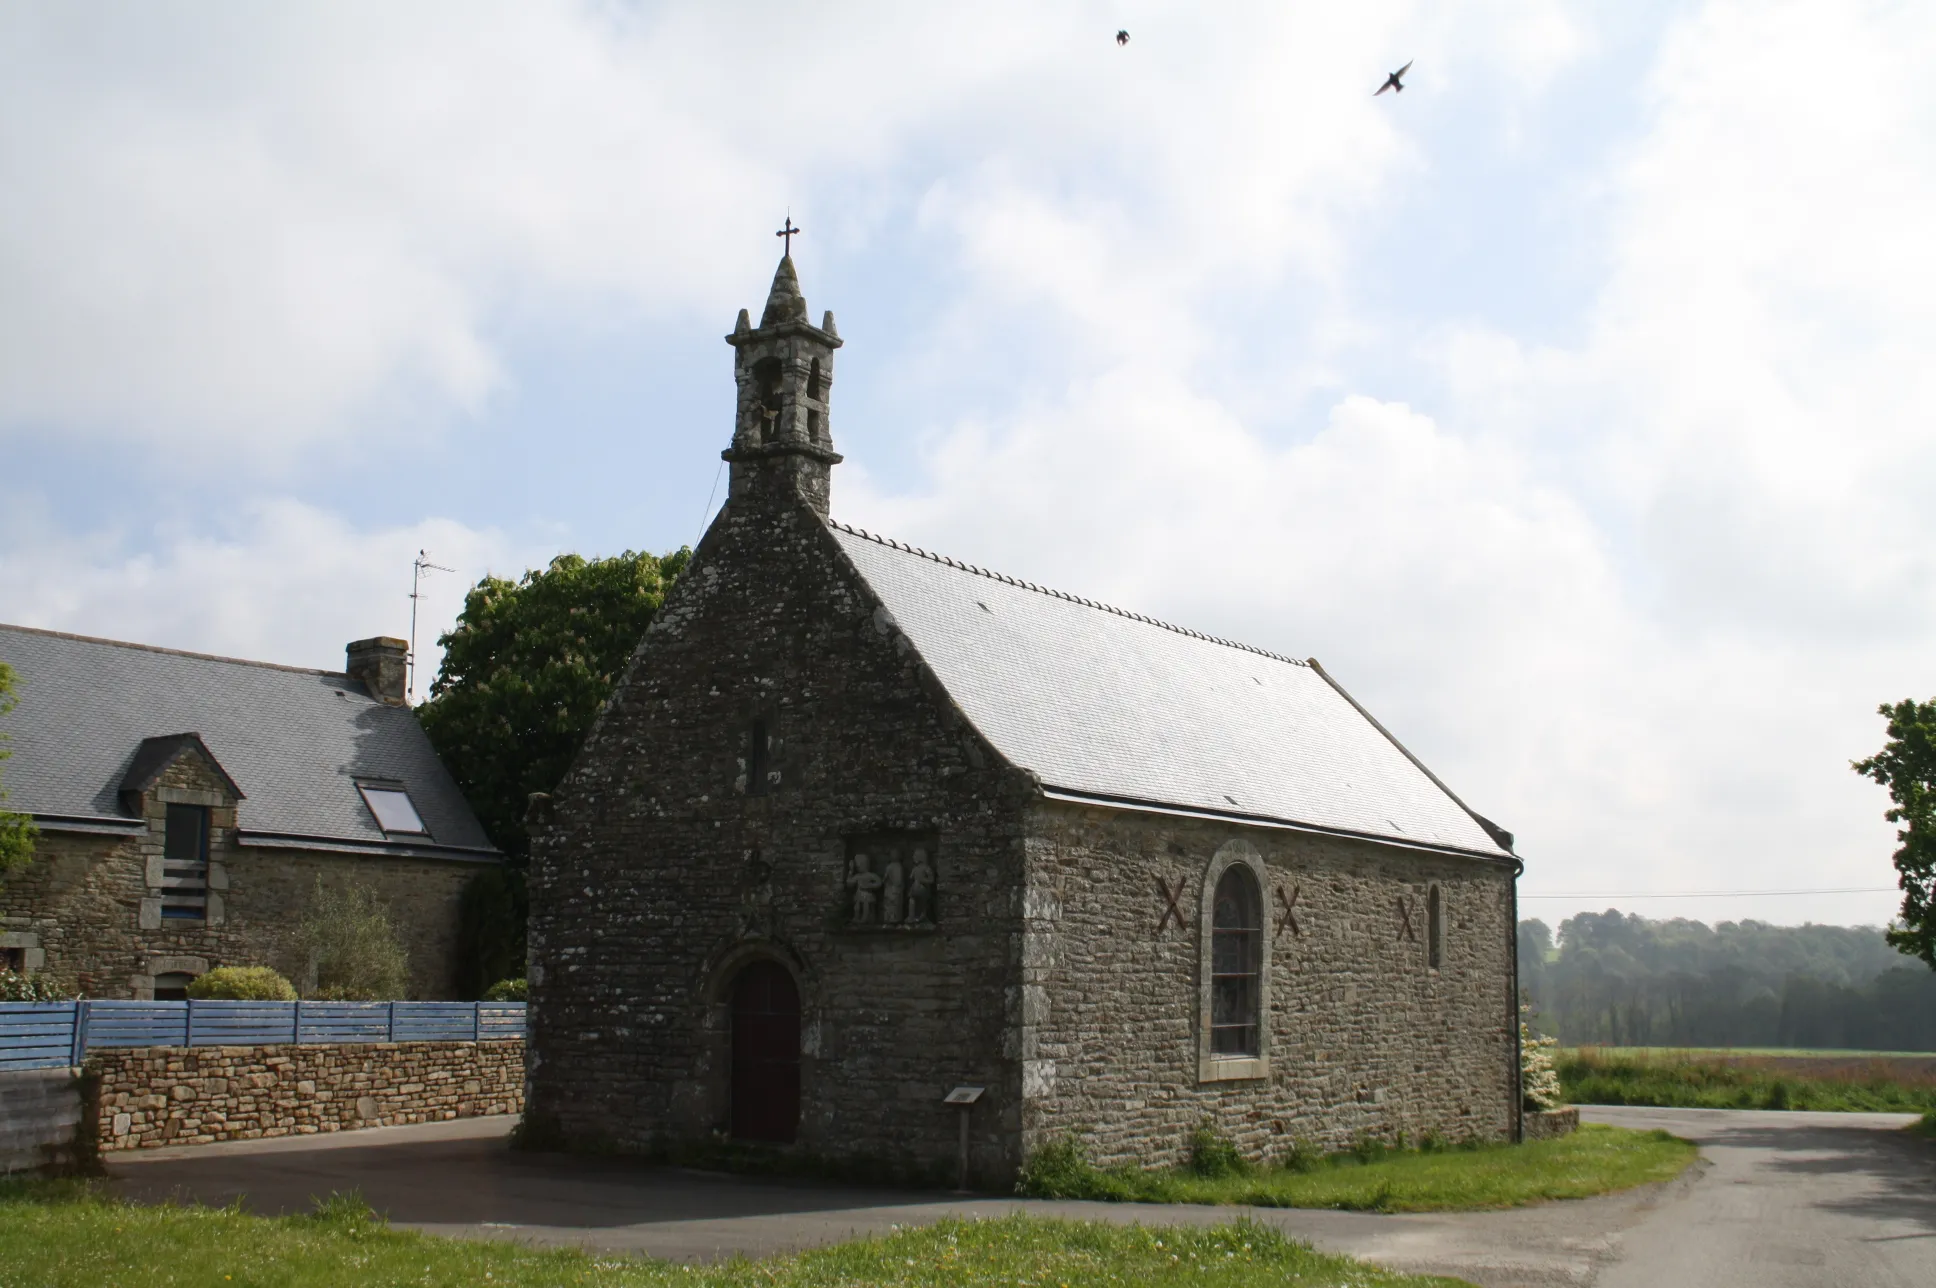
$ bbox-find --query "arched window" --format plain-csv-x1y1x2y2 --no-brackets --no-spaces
1427,885,1443,970
1210,865,1263,1057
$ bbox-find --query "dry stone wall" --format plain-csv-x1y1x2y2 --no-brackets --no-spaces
89,1039,522,1150
1018,802,1519,1169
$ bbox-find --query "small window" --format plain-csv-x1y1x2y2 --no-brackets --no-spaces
1210,865,1263,1057
161,804,210,920
153,971,196,1001
1427,885,1443,970
359,785,427,835
1,947,23,974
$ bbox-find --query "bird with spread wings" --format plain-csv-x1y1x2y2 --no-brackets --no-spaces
1375,60,1413,95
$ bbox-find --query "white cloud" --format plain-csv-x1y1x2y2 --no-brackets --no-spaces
846,0,1930,930
0,496,547,692
3,0,1927,936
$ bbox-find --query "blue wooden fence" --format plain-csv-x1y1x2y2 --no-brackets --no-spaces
0,1000,525,1072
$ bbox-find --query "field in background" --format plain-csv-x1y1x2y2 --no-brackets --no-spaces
1560,1046,1936,1112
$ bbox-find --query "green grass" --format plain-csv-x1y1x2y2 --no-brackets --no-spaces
0,1180,1460,1288
1586,1046,1936,1060
1910,1110,1936,1140
1559,1047,1936,1113
1016,1123,1694,1212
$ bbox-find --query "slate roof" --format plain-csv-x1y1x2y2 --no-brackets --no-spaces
0,624,497,859
829,524,1512,860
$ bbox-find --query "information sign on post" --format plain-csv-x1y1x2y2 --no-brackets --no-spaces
943,1085,985,1191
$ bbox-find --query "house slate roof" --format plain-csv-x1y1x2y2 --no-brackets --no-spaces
829,523,1512,861
0,623,497,859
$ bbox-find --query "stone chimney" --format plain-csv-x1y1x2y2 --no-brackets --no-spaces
345,637,409,706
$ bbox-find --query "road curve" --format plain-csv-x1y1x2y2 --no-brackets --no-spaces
1584,1106,1935,1288
105,1108,1935,1286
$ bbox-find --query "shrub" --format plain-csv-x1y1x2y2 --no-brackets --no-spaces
483,977,527,1001
186,966,297,1001
1522,1006,1563,1110
0,969,68,1001
455,867,523,999
300,878,410,1000
1187,1121,1249,1178
1015,1136,1117,1198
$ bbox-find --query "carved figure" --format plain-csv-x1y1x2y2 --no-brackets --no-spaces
907,847,935,924
882,856,905,924
848,853,882,925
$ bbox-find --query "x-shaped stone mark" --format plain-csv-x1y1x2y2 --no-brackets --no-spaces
1396,894,1418,943
1275,884,1302,938
1155,876,1188,935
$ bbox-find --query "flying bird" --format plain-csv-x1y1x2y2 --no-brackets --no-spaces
1117,30,1129,47
1375,60,1413,96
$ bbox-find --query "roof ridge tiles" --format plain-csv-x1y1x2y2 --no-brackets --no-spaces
0,622,345,679
826,519,1309,668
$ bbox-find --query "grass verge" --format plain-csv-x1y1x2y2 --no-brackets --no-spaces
0,1180,1461,1288
1910,1110,1936,1140
1559,1047,1936,1113
1017,1123,1693,1212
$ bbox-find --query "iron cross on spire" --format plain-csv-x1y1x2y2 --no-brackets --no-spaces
776,214,800,254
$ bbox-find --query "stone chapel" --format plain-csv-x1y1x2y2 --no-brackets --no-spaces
525,254,1524,1183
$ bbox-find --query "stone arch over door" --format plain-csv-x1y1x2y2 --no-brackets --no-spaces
730,959,801,1142
701,943,812,1145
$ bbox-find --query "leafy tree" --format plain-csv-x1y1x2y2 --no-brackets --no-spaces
1518,911,1936,1050
416,549,687,992
1853,698,1936,970
300,879,411,1000
0,660,37,881
418,549,688,865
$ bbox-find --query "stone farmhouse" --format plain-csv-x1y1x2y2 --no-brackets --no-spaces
526,256,1523,1183
0,627,499,999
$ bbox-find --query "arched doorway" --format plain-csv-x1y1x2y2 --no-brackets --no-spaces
730,959,801,1143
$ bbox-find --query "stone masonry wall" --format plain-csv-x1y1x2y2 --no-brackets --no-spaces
1,748,486,999
90,1040,523,1151
1018,801,1519,1169
528,484,1035,1184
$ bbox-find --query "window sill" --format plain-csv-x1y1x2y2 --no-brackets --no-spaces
1198,1055,1269,1083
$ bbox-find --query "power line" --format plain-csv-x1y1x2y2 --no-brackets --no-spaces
1520,887,1895,900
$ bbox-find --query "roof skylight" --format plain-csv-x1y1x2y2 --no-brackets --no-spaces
358,784,428,835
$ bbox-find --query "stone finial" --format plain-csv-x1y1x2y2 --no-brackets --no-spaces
734,308,751,335
760,255,808,326
822,310,838,338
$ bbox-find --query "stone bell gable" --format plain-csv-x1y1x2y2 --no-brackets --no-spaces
527,254,1522,1184
526,388,1039,1163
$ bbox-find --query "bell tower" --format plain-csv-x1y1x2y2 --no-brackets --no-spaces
723,253,843,516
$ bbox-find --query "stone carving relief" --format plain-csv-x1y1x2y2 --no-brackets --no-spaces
842,833,938,929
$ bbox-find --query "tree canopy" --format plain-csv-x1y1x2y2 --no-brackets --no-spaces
417,548,688,865
0,660,37,881
1519,911,1936,1050
415,549,687,995
1852,697,1936,969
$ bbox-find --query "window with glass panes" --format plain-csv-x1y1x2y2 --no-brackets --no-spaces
1209,865,1263,1056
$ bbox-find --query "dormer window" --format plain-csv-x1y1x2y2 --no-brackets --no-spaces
358,784,427,836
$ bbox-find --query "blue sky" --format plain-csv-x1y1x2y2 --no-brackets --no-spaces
4,1,1934,932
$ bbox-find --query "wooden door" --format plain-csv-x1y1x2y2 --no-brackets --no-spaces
730,960,801,1143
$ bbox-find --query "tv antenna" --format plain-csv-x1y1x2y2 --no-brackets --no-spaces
408,550,455,702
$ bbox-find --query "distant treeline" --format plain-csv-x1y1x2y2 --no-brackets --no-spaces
1519,911,1936,1052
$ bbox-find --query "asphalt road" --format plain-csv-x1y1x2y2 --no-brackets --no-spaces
105,1106,1936,1286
